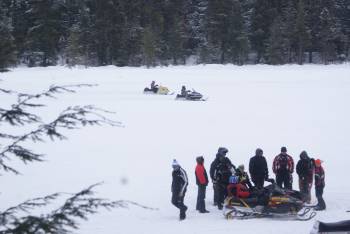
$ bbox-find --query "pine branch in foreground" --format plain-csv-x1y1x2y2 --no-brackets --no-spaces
0,84,97,126
0,183,154,234
0,105,122,175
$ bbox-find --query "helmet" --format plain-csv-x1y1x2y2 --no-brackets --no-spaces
238,164,245,172
218,147,228,155
229,175,239,184
281,146,287,153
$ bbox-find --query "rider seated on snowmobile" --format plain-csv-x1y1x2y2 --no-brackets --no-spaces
227,175,250,199
150,81,159,93
236,164,253,189
180,85,189,97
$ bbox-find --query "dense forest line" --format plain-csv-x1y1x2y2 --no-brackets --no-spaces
0,0,349,70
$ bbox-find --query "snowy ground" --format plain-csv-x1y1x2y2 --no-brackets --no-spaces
1,64,350,234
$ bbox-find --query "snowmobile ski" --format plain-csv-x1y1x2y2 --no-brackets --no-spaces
224,206,316,221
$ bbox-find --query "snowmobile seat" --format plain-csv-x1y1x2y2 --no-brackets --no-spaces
228,196,259,207
318,220,350,232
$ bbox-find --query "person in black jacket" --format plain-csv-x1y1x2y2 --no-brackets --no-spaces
296,151,313,203
209,147,225,206
210,147,235,210
171,159,188,220
249,148,269,189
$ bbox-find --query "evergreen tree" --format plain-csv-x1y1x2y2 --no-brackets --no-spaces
8,0,31,62
280,0,297,63
334,0,350,61
0,9,16,71
184,0,208,63
65,23,85,66
0,0,348,66
318,6,341,64
266,16,286,64
250,0,278,63
141,26,156,67
139,0,164,66
161,0,187,65
228,0,249,65
295,0,310,64
25,0,67,66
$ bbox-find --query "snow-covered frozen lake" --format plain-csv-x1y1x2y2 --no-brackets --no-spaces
1,64,350,233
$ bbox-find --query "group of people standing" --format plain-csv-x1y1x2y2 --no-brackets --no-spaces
171,146,326,220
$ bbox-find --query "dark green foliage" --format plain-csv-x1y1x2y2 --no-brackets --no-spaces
25,0,68,66
267,17,287,65
250,0,278,63
295,0,310,64
0,81,158,233
0,183,155,234
0,84,121,174
0,10,16,71
0,0,349,68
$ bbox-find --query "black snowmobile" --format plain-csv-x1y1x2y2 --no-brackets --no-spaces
310,220,350,233
223,182,316,221
175,89,207,101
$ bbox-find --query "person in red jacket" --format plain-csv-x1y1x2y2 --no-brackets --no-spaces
314,159,326,211
272,147,294,189
227,175,250,198
195,156,209,213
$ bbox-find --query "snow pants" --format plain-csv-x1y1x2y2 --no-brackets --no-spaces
251,176,265,189
213,183,218,205
196,185,207,212
217,183,228,209
299,178,312,203
276,172,292,189
316,186,326,210
172,192,187,218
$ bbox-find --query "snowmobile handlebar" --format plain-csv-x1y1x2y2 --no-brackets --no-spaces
265,178,276,184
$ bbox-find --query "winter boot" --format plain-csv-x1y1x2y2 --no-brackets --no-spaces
179,205,187,220
199,210,210,213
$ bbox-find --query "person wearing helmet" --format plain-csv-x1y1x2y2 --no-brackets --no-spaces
236,164,253,189
314,159,326,210
210,147,235,210
227,175,250,198
180,85,188,97
150,81,159,93
249,148,269,189
296,151,314,203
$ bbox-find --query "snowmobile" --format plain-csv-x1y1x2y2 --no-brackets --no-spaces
143,85,173,95
310,220,350,234
223,183,316,221
175,89,207,101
